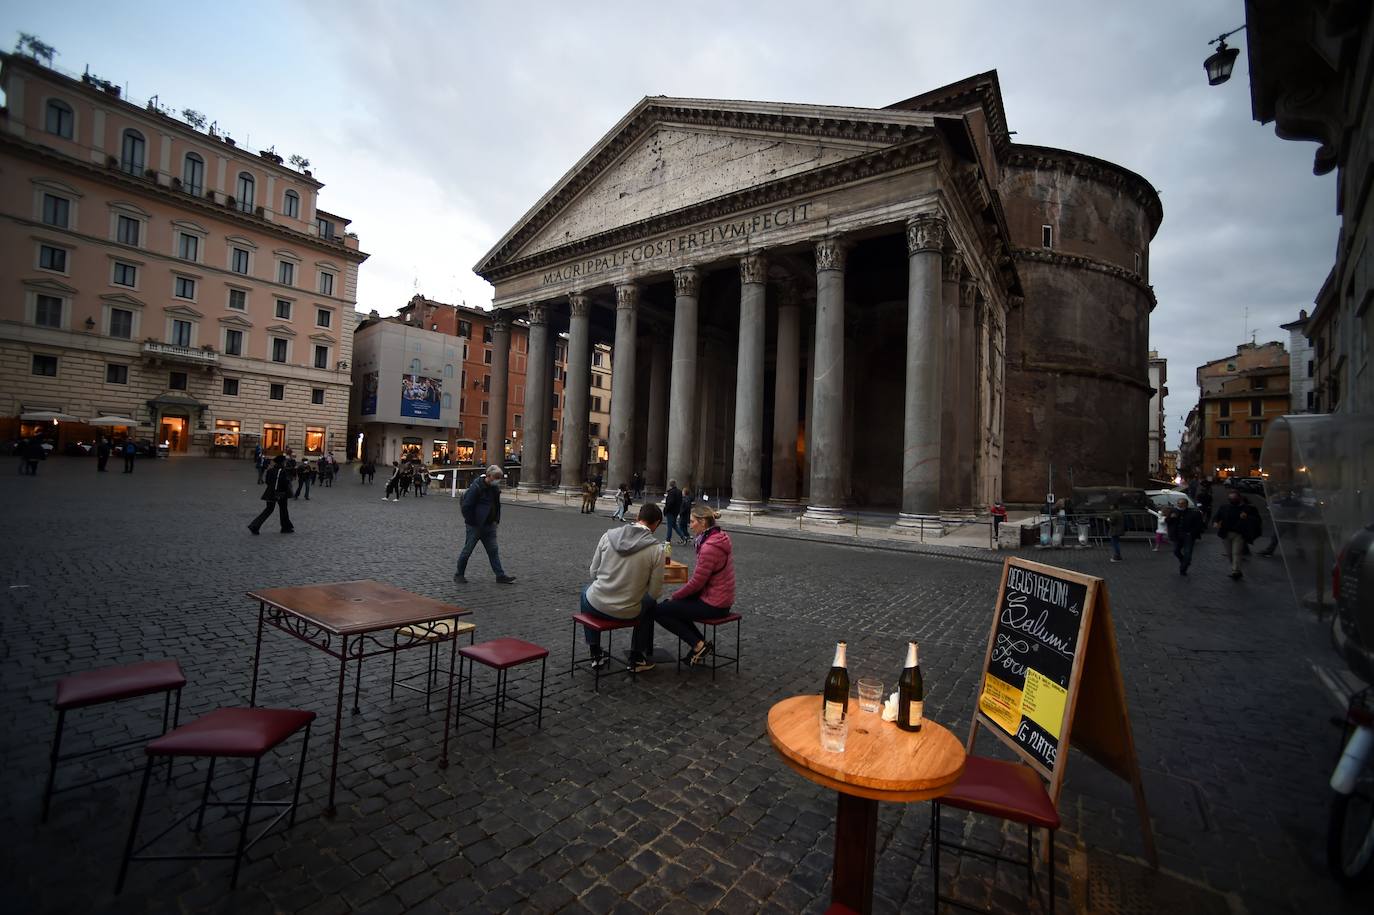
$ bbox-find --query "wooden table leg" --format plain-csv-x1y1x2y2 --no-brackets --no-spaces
832,792,878,914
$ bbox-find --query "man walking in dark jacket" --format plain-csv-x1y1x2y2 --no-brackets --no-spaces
455,465,515,584
1214,490,1261,580
1168,497,1205,576
248,454,295,534
662,480,685,543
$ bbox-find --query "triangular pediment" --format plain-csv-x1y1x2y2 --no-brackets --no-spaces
266,323,296,337
218,314,253,328
163,304,204,319
99,292,147,309
477,97,939,274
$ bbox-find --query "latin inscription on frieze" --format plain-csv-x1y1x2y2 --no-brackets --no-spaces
540,202,816,287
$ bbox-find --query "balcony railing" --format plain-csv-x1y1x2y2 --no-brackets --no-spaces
142,341,219,365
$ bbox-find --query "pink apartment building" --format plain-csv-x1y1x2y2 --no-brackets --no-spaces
0,51,368,457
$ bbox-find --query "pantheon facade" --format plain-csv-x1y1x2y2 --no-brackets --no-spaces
474,72,1161,525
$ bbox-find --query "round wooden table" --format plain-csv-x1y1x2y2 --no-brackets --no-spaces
767,694,966,914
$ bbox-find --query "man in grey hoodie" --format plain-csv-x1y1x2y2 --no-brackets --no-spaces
581,503,666,672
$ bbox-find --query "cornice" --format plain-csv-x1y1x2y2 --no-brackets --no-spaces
1014,359,1153,394
0,132,369,264
1012,247,1157,308
1005,144,1163,234
480,134,940,282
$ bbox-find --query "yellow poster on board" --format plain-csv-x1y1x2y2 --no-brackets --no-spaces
1021,668,1068,739
978,674,1024,734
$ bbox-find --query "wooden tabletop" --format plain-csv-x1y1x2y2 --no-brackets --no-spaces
767,694,966,802
664,559,689,584
247,580,471,635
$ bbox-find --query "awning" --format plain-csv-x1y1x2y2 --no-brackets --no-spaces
20,410,81,422
88,415,141,427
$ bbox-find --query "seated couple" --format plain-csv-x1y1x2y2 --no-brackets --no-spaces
580,502,736,673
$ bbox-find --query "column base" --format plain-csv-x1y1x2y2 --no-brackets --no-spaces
555,484,583,498
802,505,848,524
940,509,978,523
766,499,803,513
892,513,945,537
725,499,766,514
517,483,547,494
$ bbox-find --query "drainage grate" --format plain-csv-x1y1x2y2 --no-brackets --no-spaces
1079,849,1232,915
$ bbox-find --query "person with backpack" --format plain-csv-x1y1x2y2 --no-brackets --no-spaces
248,454,296,534
122,439,136,473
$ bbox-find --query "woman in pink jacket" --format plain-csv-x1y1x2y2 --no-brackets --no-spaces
655,504,735,664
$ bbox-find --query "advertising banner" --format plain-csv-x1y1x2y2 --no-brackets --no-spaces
400,374,441,420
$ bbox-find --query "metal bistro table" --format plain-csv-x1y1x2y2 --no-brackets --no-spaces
768,694,966,914
246,579,472,816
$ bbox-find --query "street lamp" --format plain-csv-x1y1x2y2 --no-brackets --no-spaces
1204,25,1246,86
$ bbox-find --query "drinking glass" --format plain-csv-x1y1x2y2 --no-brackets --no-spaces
819,710,848,752
857,678,883,713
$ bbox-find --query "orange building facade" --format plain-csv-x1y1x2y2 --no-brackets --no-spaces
1195,341,1290,478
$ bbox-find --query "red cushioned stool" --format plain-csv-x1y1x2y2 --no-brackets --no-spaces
930,755,1060,914
456,638,547,748
569,611,636,691
43,659,187,822
116,707,315,893
675,613,742,680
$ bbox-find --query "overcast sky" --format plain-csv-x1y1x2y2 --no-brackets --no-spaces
5,0,1337,449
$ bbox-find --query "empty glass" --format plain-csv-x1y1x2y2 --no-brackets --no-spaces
819,709,848,752
857,678,883,713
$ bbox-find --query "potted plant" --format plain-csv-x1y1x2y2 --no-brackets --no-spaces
144,167,157,179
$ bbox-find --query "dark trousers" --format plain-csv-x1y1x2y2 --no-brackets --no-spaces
294,477,311,499
97,454,109,471
249,496,293,532
1172,536,1195,572
580,587,655,657
456,524,505,577
124,455,135,473
656,596,729,648
664,515,688,542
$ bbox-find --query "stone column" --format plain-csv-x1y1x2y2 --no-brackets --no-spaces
896,213,945,529
486,310,511,467
957,276,977,507
520,303,551,491
645,331,670,499
728,251,768,513
666,267,700,488
804,237,848,522
558,292,591,496
607,282,639,494
770,278,801,506
939,253,962,513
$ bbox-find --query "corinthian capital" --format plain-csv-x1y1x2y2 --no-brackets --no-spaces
568,292,590,319
815,236,848,273
526,302,547,326
739,251,768,286
942,251,963,284
674,266,700,298
615,282,640,311
906,213,946,254
492,310,511,334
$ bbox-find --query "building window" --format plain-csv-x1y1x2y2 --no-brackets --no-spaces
443,364,453,378
270,383,285,400
228,289,247,311
214,419,240,446
32,354,57,376
35,295,63,328
481,400,490,416
283,190,300,218
316,217,332,239
39,245,67,272
513,414,522,430
1250,421,1263,436
592,351,604,367
1307,390,1315,410
1042,225,1053,248
316,308,331,328
169,371,188,391
45,99,74,138
483,374,491,393
224,329,243,356
1133,252,1142,274
1218,422,1231,437
223,378,239,396
313,345,329,369
481,423,488,440
275,299,292,320
113,261,137,287
117,214,140,246
589,422,600,437
42,193,70,228
593,375,603,389
311,388,325,405
262,423,285,452
1219,401,1230,417
411,358,421,373
175,276,196,299
109,308,133,339
1251,376,1267,390
278,261,294,286
183,153,204,196
1307,359,1314,378
442,393,452,409
1250,398,1262,415
484,350,493,365
178,233,199,262
106,364,128,384
319,273,334,296
305,427,325,455
236,173,255,213
120,129,146,175
171,319,192,347
272,338,288,363
231,247,250,275
459,320,472,338
591,395,603,412
483,326,493,344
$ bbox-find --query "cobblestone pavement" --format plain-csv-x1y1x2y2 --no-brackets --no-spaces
1,457,1371,914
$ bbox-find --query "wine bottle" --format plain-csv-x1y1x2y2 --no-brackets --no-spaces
822,642,850,725
897,641,924,732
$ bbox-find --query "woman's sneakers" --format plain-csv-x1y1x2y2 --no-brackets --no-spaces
688,640,714,666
